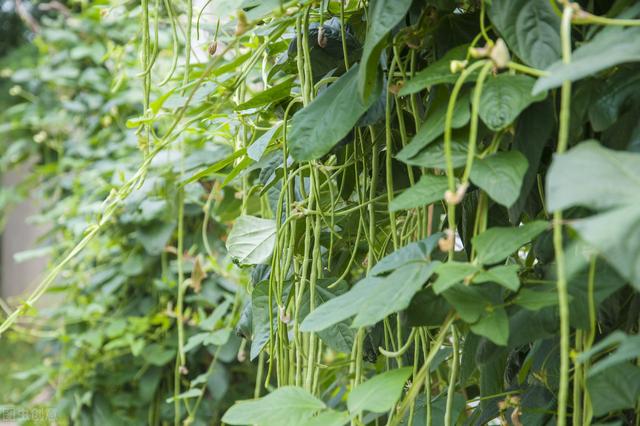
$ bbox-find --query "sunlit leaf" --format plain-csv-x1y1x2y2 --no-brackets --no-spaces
222,386,326,426
226,215,277,265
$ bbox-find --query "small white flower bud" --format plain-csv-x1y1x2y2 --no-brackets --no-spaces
450,60,468,74
438,229,455,252
444,183,468,205
489,39,510,69
279,306,290,324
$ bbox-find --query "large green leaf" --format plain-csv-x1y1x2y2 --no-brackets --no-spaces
572,207,640,290
299,276,378,333
473,221,548,265
222,386,326,426
300,411,350,426
299,280,355,354
398,45,471,96
302,235,441,331
546,141,640,288
347,367,413,415
534,20,640,93
587,362,640,417
389,174,449,212
489,0,561,69
470,307,509,346
472,264,520,292
470,151,528,208
479,74,546,131
577,331,640,377
432,262,481,294
226,215,276,265
514,289,560,311
358,0,412,100
546,141,640,211
370,233,442,275
442,285,489,323
351,262,439,328
289,64,380,161
396,90,471,161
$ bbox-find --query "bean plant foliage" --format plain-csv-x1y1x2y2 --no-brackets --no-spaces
1,0,639,425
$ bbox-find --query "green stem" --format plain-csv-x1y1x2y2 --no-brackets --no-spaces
420,329,432,426
444,325,459,426
443,60,487,260
507,61,548,77
182,0,193,88
582,256,597,424
573,329,583,426
379,328,416,358
386,60,399,251
407,331,421,425
368,126,379,268
572,13,640,27
159,0,179,86
462,61,493,184
340,0,350,70
479,0,493,45
554,6,574,425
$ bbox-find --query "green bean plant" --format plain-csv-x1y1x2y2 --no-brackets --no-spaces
1,0,640,425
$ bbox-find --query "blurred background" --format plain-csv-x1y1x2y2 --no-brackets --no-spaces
0,1,255,423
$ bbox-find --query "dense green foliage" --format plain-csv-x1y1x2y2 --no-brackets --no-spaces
1,0,639,425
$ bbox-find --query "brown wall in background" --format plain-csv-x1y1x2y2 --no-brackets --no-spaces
1,162,48,299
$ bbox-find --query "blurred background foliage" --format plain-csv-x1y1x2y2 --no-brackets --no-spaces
1,0,254,423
